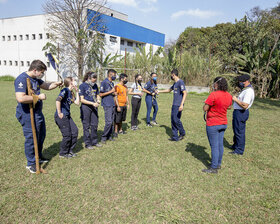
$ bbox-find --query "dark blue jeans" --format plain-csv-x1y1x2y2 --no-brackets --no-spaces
206,124,227,169
16,111,46,166
232,109,249,155
171,105,185,140
80,104,98,147
102,106,115,141
145,96,158,124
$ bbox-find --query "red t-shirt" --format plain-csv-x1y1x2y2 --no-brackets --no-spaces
205,91,232,126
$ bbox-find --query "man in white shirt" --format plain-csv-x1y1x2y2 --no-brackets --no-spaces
230,74,255,155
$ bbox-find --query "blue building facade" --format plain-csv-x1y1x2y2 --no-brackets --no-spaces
87,9,165,47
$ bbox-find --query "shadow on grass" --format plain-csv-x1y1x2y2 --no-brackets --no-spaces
253,98,280,109
42,136,84,169
223,137,233,150
160,124,172,137
185,143,211,167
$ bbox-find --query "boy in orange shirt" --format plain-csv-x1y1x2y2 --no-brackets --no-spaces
114,73,129,137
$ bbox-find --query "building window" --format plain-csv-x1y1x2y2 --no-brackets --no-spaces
8,36,11,41
19,35,23,40
46,33,50,39
27,61,30,66
127,41,133,47
47,62,50,67
4,60,7,65
121,40,124,45
15,61,18,66
13,35,17,41
9,60,12,66
39,33,43,39
0,60,1,65
21,61,24,66
110,36,117,43
32,34,36,40
26,34,29,40
136,43,142,48
2,36,5,41
111,13,113,17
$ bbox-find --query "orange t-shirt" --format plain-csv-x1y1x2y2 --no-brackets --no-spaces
115,84,127,106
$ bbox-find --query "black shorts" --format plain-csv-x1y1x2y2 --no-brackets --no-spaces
115,106,127,123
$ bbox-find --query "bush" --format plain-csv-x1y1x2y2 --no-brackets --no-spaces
0,75,15,81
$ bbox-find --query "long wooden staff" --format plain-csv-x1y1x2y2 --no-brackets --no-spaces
26,78,46,174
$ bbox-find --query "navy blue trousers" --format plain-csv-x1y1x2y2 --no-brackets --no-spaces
55,115,78,156
80,104,98,147
206,124,227,168
16,111,46,166
102,106,115,141
232,109,249,155
145,96,158,124
171,105,185,140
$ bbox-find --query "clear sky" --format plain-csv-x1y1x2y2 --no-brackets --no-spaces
0,0,279,43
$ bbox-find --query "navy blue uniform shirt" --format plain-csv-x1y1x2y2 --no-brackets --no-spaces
100,78,115,106
55,88,73,116
144,81,158,98
14,72,44,114
79,82,99,103
170,79,186,106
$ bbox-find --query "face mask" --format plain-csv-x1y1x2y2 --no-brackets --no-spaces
152,77,157,81
138,79,142,83
239,82,245,89
123,80,128,84
171,76,174,81
111,76,116,81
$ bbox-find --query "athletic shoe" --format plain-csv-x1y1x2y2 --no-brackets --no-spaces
101,140,107,144
109,137,115,141
178,135,185,141
202,168,218,174
131,126,137,130
113,133,118,138
151,121,159,126
86,146,94,150
146,123,153,127
93,143,103,147
39,157,49,163
69,152,77,157
26,165,36,174
168,138,178,142
118,130,126,134
229,151,242,155
59,154,72,158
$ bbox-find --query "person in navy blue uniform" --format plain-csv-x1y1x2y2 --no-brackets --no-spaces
99,69,117,143
143,72,159,127
159,69,187,141
79,72,102,149
14,60,62,173
55,77,80,158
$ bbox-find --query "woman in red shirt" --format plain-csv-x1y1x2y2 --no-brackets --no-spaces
202,77,232,174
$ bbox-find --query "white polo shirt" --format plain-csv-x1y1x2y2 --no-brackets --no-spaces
233,87,255,110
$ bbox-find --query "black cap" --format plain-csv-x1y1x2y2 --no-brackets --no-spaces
238,74,250,82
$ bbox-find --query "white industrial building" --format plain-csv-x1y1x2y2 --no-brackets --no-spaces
0,7,165,81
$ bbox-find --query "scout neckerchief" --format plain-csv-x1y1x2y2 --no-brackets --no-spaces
85,81,97,103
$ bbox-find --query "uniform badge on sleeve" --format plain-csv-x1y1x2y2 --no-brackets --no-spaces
18,82,23,88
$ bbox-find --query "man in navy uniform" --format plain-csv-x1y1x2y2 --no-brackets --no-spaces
159,69,187,141
14,60,62,173
99,69,117,143
230,74,255,155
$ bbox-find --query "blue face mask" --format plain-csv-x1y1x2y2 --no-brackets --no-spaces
239,82,245,89
152,77,157,81
111,76,116,81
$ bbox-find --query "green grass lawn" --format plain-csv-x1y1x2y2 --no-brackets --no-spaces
0,81,279,223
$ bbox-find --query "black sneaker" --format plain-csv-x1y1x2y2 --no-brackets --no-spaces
146,123,153,127
109,137,116,141
93,143,103,147
69,152,77,157
26,165,36,173
113,133,118,138
39,157,49,163
202,168,218,174
59,154,72,158
168,138,178,142
178,134,185,141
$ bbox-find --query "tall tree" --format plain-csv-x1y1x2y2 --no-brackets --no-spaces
43,0,107,80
